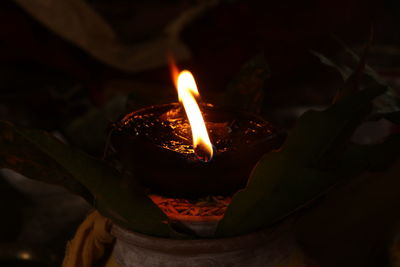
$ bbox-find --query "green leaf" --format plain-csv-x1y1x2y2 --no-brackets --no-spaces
0,122,92,202
65,95,128,156
313,38,400,119
282,86,385,167
218,157,335,237
216,86,386,237
0,121,169,237
223,54,269,113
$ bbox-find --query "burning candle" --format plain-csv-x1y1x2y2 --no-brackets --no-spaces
110,65,284,198
175,69,213,162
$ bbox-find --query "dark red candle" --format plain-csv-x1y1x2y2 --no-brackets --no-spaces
111,102,283,197
111,68,284,197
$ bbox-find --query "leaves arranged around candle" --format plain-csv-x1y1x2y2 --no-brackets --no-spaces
0,44,399,239
0,121,169,237
216,43,400,237
216,86,400,236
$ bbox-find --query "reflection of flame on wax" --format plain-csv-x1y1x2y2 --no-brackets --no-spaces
169,60,213,162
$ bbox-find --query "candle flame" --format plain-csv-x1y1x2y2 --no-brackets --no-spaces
171,63,213,162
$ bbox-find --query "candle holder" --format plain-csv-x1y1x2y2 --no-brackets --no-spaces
111,220,298,267
110,102,284,197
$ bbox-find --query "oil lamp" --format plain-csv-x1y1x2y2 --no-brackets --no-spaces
110,64,283,198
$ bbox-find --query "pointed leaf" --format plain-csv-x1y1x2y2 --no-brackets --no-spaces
0,121,92,202
0,121,169,236
217,86,386,237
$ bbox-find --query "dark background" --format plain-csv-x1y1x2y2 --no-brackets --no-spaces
0,0,400,266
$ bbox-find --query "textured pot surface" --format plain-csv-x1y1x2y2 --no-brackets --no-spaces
111,223,302,267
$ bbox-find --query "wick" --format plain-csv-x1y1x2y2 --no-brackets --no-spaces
194,144,215,163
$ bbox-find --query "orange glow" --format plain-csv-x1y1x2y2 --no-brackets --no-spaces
170,62,213,162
